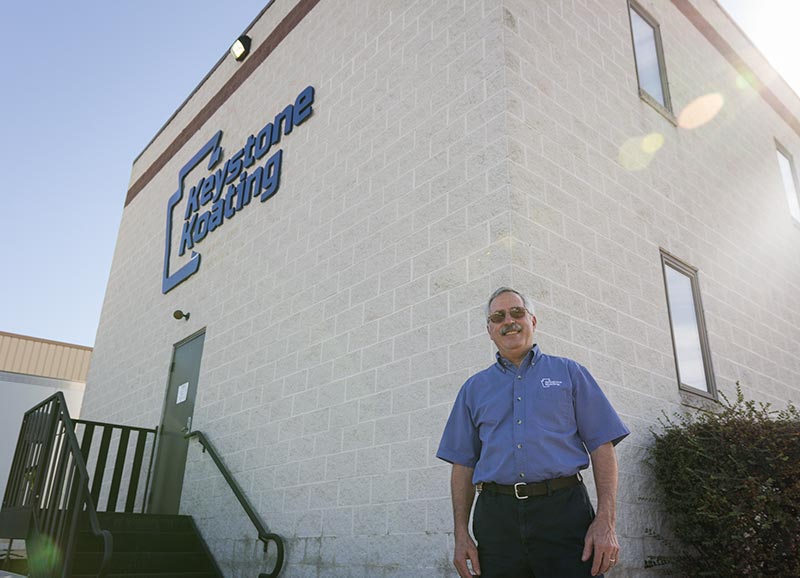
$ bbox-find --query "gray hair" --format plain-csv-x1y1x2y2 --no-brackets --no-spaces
485,287,535,318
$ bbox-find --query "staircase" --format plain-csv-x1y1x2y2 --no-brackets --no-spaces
1,393,285,577
70,513,222,578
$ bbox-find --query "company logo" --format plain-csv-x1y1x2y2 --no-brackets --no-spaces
162,86,315,293
541,378,563,388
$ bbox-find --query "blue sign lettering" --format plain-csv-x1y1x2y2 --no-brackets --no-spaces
162,86,315,293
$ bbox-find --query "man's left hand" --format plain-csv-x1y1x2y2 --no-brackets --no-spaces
581,516,619,576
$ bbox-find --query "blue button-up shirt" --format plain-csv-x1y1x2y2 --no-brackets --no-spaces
437,345,629,485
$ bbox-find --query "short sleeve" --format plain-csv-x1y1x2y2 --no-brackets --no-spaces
436,384,481,468
571,363,630,453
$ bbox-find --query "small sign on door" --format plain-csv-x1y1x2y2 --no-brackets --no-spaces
176,381,189,404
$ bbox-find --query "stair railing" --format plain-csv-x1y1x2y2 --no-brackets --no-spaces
2,394,159,577
1,392,112,578
73,419,157,514
186,430,285,578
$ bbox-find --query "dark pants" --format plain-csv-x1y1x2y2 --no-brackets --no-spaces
473,482,600,578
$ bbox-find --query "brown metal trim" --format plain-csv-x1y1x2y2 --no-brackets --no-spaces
125,0,800,209
670,0,800,139
124,0,322,208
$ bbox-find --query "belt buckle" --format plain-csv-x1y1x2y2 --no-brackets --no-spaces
513,482,528,500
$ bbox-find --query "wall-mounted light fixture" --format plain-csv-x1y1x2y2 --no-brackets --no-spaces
230,35,252,61
173,310,190,321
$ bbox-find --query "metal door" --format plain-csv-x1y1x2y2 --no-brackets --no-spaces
148,331,205,514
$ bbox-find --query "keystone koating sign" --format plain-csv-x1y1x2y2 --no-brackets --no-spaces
162,85,315,293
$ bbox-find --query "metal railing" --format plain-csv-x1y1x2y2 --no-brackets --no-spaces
73,418,157,514
186,430,285,578
1,393,158,577
1,392,112,578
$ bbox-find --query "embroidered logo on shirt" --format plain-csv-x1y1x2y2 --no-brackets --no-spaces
541,378,563,388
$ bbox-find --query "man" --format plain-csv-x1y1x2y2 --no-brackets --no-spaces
437,287,629,577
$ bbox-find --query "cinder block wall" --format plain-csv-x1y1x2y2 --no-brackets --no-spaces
84,0,800,576
502,0,800,570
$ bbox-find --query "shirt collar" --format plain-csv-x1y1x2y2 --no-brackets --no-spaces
495,344,540,371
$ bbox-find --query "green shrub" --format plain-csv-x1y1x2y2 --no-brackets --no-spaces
648,385,800,576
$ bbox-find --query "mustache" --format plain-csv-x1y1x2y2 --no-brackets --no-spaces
500,323,523,336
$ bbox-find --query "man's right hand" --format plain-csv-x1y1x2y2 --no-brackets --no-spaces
454,532,481,577
451,465,480,576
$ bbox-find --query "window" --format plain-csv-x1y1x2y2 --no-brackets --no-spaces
776,143,800,224
661,251,716,398
628,1,672,113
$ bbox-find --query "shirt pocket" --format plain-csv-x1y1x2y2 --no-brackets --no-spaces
531,387,574,433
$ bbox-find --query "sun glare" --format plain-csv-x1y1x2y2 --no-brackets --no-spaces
719,0,800,95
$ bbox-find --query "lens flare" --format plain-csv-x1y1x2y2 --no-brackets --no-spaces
618,133,664,171
641,133,665,153
736,71,756,90
28,535,62,576
678,93,725,129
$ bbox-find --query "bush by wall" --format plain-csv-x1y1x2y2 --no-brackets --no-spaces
648,385,800,576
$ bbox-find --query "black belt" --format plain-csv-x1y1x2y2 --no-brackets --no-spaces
478,474,580,499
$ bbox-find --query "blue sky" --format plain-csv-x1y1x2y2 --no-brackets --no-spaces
0,1,797,347
0,1,268,346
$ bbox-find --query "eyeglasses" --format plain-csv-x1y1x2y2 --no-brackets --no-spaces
487,307,529,324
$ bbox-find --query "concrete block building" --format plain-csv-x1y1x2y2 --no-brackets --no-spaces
80,0,800,575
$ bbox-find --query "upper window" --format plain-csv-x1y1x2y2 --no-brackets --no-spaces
629,1,672,113
661,251,716,399
776,143,800,224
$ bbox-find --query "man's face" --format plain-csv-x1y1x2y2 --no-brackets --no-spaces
486,291,537,364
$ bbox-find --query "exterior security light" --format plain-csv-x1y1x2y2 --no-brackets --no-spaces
173,310,190,321
230,35,252,61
